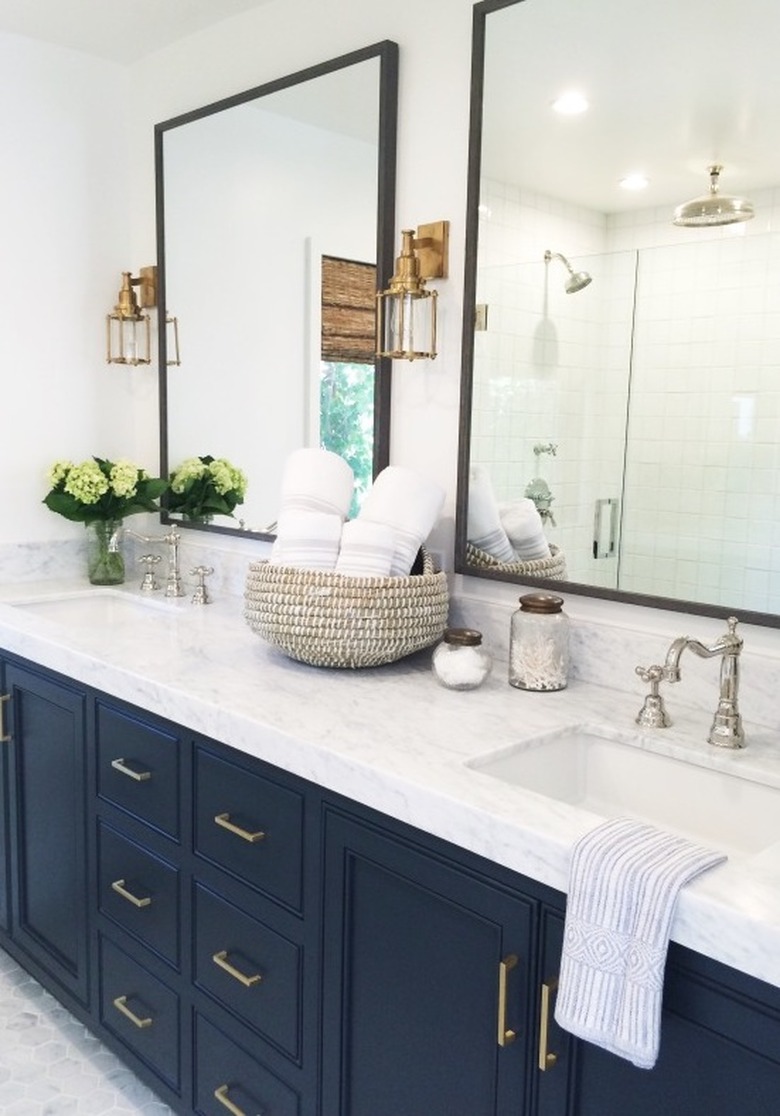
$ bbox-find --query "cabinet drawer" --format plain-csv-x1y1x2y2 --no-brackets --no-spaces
194,1013,299,1116
194,883,301,1059
99,935,180,1092
194,748,304,911
96,701,180,838
98,821,180,966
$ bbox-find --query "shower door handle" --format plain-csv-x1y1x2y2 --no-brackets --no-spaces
593,498,619,559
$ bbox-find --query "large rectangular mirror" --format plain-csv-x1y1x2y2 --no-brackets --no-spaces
156,41,398,537
456,0,780,627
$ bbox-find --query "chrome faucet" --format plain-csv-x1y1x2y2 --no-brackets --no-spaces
124,526,185,598
662,617,744,748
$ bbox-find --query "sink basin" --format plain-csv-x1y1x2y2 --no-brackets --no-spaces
9,589,176,626
468,727,780,856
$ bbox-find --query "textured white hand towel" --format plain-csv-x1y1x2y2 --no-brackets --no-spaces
359,466,445,576
466,465,516,562
499,499,551,560
554,817,726,1069
279,447,354,521
335,520,396,578
269,510,342,570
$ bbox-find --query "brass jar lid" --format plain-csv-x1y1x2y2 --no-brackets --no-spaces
442,627,483,646
518,593,564,614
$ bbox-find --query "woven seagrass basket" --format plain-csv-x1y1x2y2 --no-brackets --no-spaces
466,542,567,580
244,548,449,669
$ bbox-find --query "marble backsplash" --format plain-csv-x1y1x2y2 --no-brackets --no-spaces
1,533,778,738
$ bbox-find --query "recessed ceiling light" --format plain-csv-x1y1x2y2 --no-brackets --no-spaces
551,91,589,116
620,173,649,191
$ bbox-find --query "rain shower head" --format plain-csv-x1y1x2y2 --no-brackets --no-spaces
673,164,755,227
544,249,593,293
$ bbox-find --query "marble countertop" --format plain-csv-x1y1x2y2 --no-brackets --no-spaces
1,578,779,990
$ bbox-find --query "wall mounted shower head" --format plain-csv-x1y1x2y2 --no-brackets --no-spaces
544,249,593,293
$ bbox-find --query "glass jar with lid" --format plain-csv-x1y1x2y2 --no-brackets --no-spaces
432,628,492,690
509,593,570,691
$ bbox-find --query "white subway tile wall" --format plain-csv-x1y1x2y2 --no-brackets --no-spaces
471,181,780,611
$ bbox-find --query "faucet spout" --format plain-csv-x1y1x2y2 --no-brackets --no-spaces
662,618,744,748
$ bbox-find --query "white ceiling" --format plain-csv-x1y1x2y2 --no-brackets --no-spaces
483,0,780,214
0,0,275,64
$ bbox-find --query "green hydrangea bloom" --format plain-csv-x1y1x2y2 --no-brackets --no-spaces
109,459,141,499
171,458,208,493
64,460,109,505
47,460,74,488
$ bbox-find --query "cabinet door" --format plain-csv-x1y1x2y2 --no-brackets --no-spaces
322,810,535,1116
0,687,8,933
537,904,780,1116
5,662,88,1001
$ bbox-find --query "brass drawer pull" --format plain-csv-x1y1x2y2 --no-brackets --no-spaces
214,1083,257,1116
214,812,265,843
113,995,152,1029
212,950,263,988
538,978,559,1071
497,954,518,1047
0,693,10,743
111,757,151,782
111,878,152,908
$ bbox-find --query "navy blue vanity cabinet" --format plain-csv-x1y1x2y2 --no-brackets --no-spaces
321,805,540,1116
0,684,9,933
91,696,188,1110
2,658,89,1003
190,737,318,1116
534,903,780,1116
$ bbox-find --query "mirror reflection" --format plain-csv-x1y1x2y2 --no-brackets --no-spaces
458,0,780,625
156,42,398,536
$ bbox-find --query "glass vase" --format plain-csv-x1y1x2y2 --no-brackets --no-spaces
86,519,125,585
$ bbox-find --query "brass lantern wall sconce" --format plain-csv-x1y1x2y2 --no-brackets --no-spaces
376,220,449,361
106,265,181,366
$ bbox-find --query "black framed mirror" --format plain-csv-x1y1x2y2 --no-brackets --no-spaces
456,0,780,629
155,40,398,539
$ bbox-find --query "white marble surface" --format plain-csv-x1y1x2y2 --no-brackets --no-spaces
1,573,780,992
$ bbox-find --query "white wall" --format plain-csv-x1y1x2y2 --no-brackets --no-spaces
0,33,135,543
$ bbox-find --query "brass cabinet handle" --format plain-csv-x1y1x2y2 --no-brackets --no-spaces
111,757,151,782
497,954,518,1046
0,694,10,743
214,1084,255,1116
111,878,152,908
538,978,559,1071
212,950,263,988
214,812,265,843
113,995,152,1029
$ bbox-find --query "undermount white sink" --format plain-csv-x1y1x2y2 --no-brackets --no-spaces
468,726,780,856
9,589,176,626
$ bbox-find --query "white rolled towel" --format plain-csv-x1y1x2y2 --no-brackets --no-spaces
279,447,354,521
269,510,342,570
359,466,446,576
467,465,516,562
335,520,396,578
499,499,551,561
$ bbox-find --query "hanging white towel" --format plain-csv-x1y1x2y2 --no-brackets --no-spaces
466,465,516,562
279,447,354,521
554,817,726,1069
269,510,342,570
335,520,396,578
359,466,445,576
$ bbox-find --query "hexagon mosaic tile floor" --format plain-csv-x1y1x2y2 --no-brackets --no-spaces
0,948,174,1115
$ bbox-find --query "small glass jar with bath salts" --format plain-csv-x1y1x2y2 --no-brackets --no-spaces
509,593,570,692
432,628,492,690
